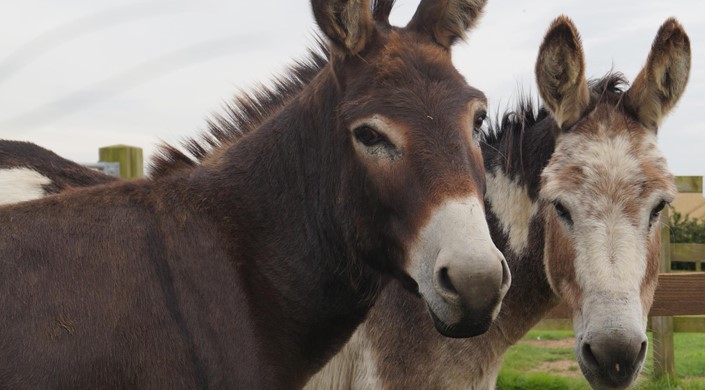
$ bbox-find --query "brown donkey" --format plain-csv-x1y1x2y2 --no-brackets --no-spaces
305,16,690,390
0,0,510,388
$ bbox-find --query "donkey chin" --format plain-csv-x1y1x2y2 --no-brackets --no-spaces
574,298,648,390
408,196,511,338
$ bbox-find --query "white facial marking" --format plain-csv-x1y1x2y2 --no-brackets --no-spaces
408,195,505,323
0,168,51,205
486,169,537,256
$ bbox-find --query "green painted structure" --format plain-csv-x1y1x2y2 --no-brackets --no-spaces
99,145,144,179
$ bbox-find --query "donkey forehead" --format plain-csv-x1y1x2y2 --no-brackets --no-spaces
541,120,675,205
346,30,485,112
373,30,462,79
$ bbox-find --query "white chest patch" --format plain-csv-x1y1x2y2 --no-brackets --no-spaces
0,168,51,205
486,169,537,256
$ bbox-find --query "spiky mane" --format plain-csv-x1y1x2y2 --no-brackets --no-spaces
149,43,329,178
483,72,629,151
482,96,548,150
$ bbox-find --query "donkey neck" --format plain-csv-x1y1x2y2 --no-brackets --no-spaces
186,68,384,384
483,115,560,342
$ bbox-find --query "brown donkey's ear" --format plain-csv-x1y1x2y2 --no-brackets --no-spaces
407,0,487,49
372,0,395,25
624,18,691,132
535,16,590,130
311,0,375,56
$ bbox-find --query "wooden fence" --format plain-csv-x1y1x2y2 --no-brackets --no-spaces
671,243,705,272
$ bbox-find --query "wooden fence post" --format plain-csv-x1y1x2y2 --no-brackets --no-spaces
99,145,144,179
652,208,675,379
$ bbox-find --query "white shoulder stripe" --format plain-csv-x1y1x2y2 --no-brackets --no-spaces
486,169,537,256
0,168,51,205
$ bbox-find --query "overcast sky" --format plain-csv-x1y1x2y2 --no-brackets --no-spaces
1,0,703,176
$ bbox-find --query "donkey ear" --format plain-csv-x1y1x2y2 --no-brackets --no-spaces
407,0,487,49
535,16,590,130
624,18,691,132
311,0,375,56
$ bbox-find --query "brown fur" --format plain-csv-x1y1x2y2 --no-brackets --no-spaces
641,231,662,314
311,0,374,55
407,0,487,48
0,1,492,388
543,205,581,310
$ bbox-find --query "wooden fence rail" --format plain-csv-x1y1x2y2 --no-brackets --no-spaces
671,243,705,272
544,272,705,319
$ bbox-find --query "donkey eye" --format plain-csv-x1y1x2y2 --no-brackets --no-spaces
353,125,386,146
473,111,487,131
554,201,573,227
649,200,667,228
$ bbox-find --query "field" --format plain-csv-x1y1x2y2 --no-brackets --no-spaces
497,330,705,390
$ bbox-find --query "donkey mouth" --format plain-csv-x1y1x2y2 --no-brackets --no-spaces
426,304,493,338
578,362,642,390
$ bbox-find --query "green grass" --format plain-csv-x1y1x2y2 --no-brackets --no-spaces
674,332,705,378
497,331,705,390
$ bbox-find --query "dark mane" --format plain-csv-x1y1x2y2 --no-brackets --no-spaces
480,95,551,200
150,2,401,179
482,96,548,151
589,71,628,102
149,43,329,178
483,72,629,151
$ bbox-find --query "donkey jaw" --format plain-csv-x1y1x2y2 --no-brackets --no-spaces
573,300,648,390
408,196,511,338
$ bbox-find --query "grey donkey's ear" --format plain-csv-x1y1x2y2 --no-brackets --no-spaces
624,18,691,132
311,0,375,56
535,16,590,130
407,0,487,49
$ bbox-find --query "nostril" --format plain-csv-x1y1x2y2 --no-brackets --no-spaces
582,342,598,368
500,259,510,289
437,267,458,295
635,340,647,365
